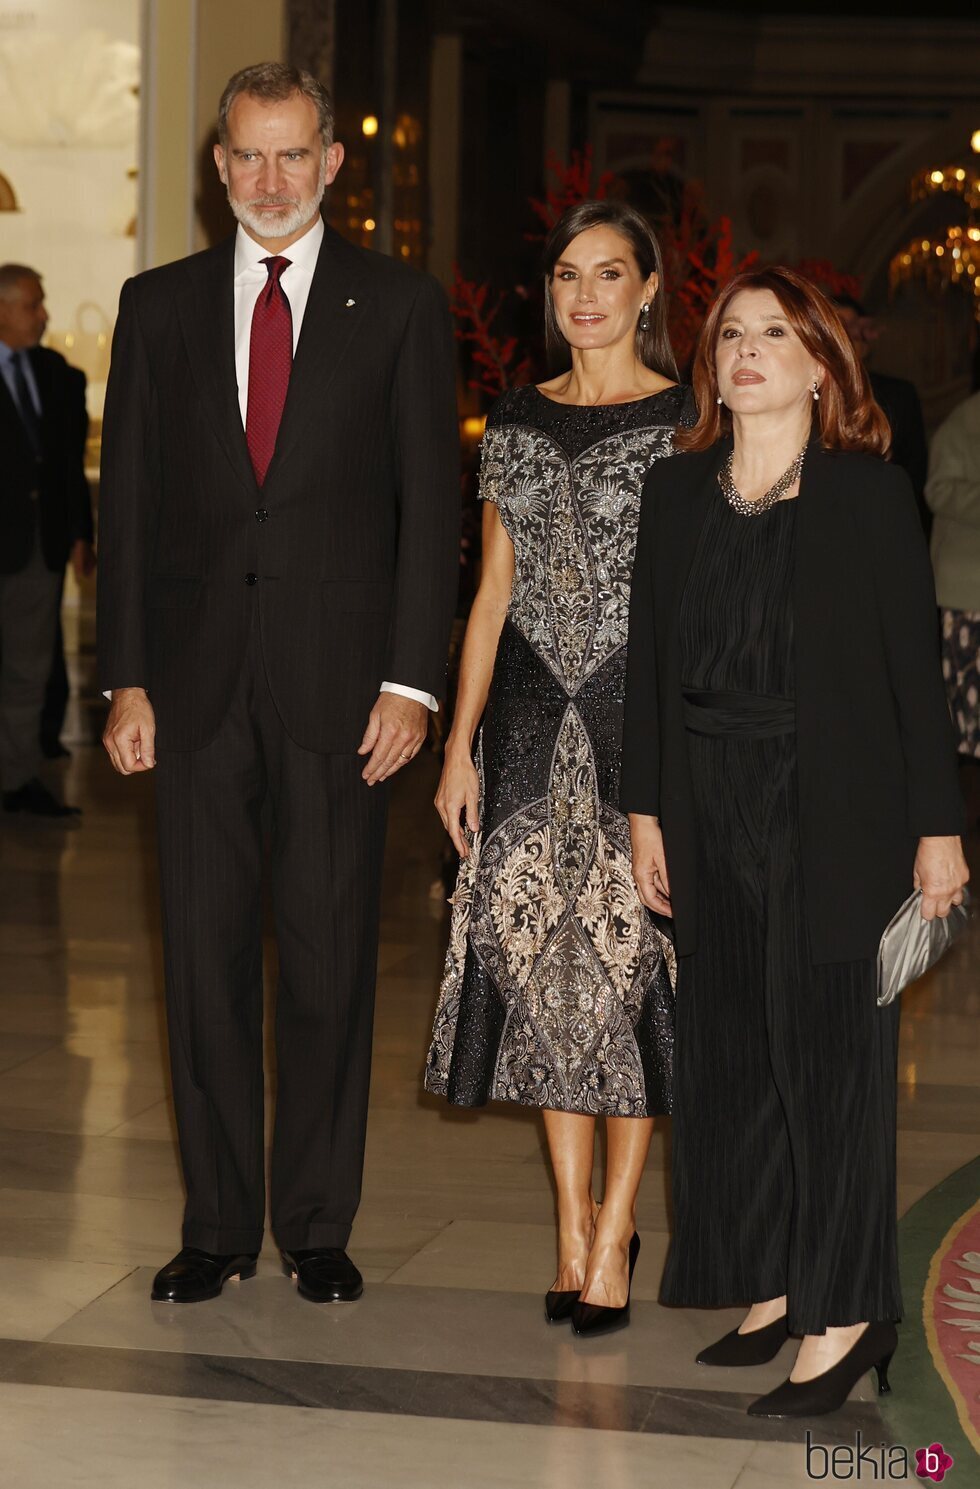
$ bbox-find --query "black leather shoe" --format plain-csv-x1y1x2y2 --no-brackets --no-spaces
697,1314,790,1367
280,1247,363,1303
3,778,80,817
545,1289,578,1324
571,1232,641,1338
747,1321,898,1418
151,1247,258,1303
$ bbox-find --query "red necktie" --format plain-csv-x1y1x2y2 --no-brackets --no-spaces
245,255,293,486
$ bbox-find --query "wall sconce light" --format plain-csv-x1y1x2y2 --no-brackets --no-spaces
0,171,20,211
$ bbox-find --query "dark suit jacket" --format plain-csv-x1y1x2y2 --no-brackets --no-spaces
0,346,92,574
97,223,460,753
621,438,965,964
869,370,931,537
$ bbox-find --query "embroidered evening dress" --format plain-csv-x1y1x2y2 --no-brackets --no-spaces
425,383,686,1117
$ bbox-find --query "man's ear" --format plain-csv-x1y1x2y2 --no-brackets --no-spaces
323,141,345,187
213,142,227,185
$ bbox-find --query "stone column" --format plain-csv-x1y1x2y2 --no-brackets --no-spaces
287,0,336,92
543,78,571,170
427,33,462,288
138,0,287,265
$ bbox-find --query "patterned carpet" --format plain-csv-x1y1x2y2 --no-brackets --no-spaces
889,1155,980,1476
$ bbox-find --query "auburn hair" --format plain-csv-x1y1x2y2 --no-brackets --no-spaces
675,266,891,456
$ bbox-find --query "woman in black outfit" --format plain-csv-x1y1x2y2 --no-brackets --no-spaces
621,267,968,1417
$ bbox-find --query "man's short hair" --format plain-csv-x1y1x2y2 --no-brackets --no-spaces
218,62,334,150
0,263,41,299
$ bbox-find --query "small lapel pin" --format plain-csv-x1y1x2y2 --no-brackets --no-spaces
345,298,356,308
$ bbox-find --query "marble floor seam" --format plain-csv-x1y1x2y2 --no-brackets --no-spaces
0,1335,893,1448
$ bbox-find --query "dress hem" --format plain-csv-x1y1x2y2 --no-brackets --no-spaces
424,1077,669,1120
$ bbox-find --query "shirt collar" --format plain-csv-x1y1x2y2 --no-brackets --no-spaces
234,214,324,279
0,340,19,366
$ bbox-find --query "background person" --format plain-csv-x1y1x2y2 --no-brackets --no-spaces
623,268,967,1417
0,263,91,817
427,200,684,1338
98,64,459,1307
832,292,931,536
926,388,980,808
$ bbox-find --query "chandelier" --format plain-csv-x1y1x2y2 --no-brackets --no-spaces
889,132,980,318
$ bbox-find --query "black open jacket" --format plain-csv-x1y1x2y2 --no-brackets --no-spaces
620,437,965,964
0,346,92,575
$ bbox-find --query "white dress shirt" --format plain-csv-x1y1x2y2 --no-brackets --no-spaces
110,217,439,713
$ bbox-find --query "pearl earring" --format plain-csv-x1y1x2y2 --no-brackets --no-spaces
716,394,724,406
812,382,820,402
639,303,650,331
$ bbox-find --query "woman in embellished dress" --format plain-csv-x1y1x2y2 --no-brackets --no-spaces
425,201,683,1336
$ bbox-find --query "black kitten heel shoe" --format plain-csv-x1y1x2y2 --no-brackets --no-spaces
571,1232,641,1338
545,1289,579,1324
697,1314,790,1367
747,1320,898,1418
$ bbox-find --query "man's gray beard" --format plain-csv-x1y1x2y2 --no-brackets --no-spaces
228,180,325,240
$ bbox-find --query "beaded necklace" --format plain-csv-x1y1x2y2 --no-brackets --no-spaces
719,445,806,516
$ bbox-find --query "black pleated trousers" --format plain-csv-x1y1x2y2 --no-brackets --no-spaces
154,619,388,1254
662,729,903,1335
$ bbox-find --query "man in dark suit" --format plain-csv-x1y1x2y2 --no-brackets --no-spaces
833,294,931,536
0,264,91,816
98,63,459,1305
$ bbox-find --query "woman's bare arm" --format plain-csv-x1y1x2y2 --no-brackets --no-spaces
434,502,515,856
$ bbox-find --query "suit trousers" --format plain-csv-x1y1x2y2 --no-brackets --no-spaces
0,526,62,792
661,728,903,1335
154,616,389,1254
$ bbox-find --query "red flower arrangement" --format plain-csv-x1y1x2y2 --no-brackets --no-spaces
449,151,860,395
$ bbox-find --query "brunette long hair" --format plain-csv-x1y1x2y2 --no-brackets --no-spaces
541,200,678,381
675,266,891,456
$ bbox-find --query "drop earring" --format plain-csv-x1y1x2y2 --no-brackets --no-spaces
812,382,820,402
639,303,650,331
716,394,724,406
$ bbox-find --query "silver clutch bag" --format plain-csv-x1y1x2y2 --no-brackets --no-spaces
877,888,973,1007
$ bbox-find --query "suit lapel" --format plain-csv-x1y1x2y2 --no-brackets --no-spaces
657,445,724,701
28,347,55,448
176,234,258,496
663,445,723,613
0,356,37,461
262,226,372,484
793,435,838,640
0,370,29,456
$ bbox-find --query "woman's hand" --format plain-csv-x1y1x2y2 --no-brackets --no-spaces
629,813,672,916
914,835,970,920
435,740,480,858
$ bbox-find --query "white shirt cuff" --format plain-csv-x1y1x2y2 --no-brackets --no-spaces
381,681,439,713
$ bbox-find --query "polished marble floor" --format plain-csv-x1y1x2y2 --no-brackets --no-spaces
0,670,977,1487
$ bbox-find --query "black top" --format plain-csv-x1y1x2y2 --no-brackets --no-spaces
621,437,965,963
680,492,796,700
488,382,691,459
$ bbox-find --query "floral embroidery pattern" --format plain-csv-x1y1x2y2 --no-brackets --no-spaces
425,388,683,1116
